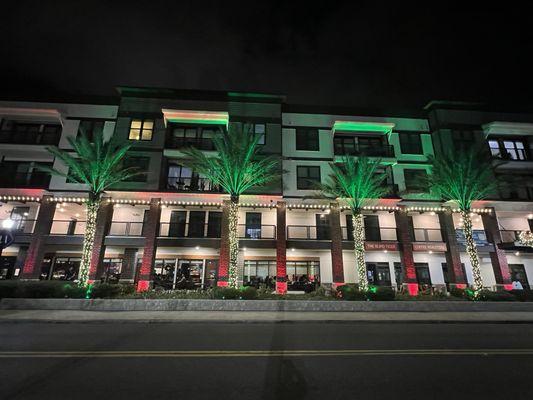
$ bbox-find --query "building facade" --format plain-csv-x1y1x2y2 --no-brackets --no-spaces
1,89,532,293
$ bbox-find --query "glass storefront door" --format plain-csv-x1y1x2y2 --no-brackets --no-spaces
50,257,81,280
152,258,205,290
366,262,392,287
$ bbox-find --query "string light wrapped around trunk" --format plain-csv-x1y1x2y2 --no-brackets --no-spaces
461,210,483,297
78,199,100,287
227,199,240,288
352,212,368,292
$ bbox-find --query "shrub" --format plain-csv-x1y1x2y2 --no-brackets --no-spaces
213,287,240,299
240,286,258,300
0,281,86,299
0,281,20,299
477,290,517,302
336,284,367,301
449,287,467,299
367,287,395,301
509,290,533,302
90,283,123,299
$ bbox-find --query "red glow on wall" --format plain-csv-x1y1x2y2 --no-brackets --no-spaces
407,283,419,296
455,283,467,289
217,281,228,287
136,280,150,292
503,284,513,291
333,282,345,289
276,281,287,294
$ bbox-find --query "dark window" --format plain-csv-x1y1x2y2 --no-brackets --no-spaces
488,138,528,160
509,264,530,289
245,212,262,239
168,124,219,150
252,123,266,145
316,214,330,240
334,135,391,156
0,161,51,188
364,215,381,241
188,211,206,238
399,132,423,154
346,215,354,241
123,157,149,182
296,128,319,151
0,119,61,145
404,169,428,192
168,211,186,237
129,119,154,141
207,212,222,238
394,262,403,289
366,262,391,287
78,120,105,141
297,166,321,189
415,263,432,285
452,130,476,152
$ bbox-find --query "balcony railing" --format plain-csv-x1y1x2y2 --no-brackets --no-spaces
413,228,443,242
49,220,87,235
287,225,330,240
166,137,216,151
166,177,223,193
0,219,36,234
159,222,221,238
0,130,61,145
499,230,521,243
342,227,398,241
108,221,144,236
334,144,395,157
0,172,51,188
238,224,276,239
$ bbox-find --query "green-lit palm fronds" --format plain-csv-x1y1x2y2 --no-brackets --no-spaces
319,156,389,212
41,130,141,200
427,147,497,211
181,124,280,199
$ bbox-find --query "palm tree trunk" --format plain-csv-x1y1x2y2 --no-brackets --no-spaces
227,196,240,288
78,196,100,287
352,212,368,292
461,210,483,295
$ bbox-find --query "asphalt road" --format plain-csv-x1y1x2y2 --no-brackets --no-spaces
2,321,533,400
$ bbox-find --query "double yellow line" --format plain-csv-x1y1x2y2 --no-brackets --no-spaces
1,349,533,358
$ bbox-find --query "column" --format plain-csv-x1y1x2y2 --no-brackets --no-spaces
275,201,287,294
439,208,467,288
217,199,231,287
329,202,345,287
482,208,512,290
21,196,56,280
13,246,28,279
136,198,161,291
395,208,418,295
88,200,114,283
120,248,138,284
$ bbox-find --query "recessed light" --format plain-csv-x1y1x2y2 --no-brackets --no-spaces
515,251,520,256
195,246,200,250
429,250,433,254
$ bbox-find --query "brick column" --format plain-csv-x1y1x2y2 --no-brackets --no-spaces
136,198,161,291
21,196,56,280
88,201,114,283
395,208,418,295
329,202,345,286
120,248,138,284
217,200,231,287
482,208,512,290
439,208,467,288
276,201,287,294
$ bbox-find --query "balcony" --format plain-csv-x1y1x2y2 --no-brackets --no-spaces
165,137,216,151
413,228,443,242
334,144,395,158
287,225,330,240
0,172,51,188
159,223,221,238
108,221,144,237
342,227,398,241
0,129,61,146
0,219,36,234
238,224,276,239
50,220,87,235
166,177,223,193
499,230,521,243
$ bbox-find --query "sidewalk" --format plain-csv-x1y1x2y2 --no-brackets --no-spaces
2,310,533,323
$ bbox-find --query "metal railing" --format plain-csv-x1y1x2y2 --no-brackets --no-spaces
0,130,61,145
165,137,216,151
108,221,144,236
158,222,221,238
287,225,330,240
0,172,51,188
238,224,276,239
499,230,521,243
166,177,223,193
413,228,443,242
49,220,87,235
0,219,36,234
342,227,398,241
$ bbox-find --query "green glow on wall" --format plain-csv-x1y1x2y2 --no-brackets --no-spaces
333,121,395,135
163,110,229,128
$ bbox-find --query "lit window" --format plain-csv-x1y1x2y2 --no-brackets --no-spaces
129,119,154,141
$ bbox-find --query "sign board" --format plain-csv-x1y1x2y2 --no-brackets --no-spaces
365,242,399,251
412,242,447,252
455,229,489,246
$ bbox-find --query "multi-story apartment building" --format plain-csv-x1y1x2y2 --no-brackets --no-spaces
1,88,532,293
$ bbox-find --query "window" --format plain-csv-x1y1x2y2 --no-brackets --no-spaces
0,119,61,145
245,212,262,239
452,130,476,151
123,157,149,182
334,135,390,156
243,260,277,284
415,263,432,285
286,261,320,280
168,124,218,150
250,123,265,145
399,132,423,154
129,119,154,141
296,128,319,151
297,166,321,189
404,169,428,192
78,120,105,141
488,138,528,160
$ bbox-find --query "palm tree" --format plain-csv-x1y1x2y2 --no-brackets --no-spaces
181,124,280,288
42,130,140,287
318,156,388,292
428,147,498,296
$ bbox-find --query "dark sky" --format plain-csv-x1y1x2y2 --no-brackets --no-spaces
1,1,531,112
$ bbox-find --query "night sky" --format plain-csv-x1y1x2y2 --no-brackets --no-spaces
1,2,531,112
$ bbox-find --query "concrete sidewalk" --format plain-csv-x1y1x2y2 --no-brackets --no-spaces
3,309,533,323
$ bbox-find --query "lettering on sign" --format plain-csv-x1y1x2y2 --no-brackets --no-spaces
364,242,399,251
412,242,447,252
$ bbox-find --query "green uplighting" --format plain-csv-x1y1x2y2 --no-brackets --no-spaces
333,121,395,135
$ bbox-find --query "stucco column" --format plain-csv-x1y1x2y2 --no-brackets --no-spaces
21,196,56,280
136,198,161,291
88,200,114,282
481,208,512,290
395,208,418,295
217,199,231,287
275,201,287,294
329,202,345,286
439,208,467,288
120,248,138,284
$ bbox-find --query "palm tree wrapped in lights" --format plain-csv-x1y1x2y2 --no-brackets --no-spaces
318,156,388,292
181,124,280,288
428,148,498,296
42,130,140,287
